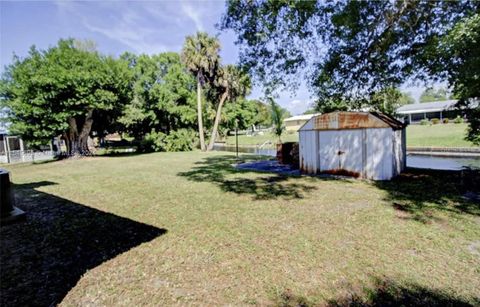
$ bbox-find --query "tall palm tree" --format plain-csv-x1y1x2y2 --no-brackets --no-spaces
269,97,285,144
207,65,251,151
181,32,220,151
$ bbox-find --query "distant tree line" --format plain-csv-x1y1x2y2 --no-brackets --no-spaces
0,35,281,156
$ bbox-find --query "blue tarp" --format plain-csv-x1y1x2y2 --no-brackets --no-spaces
236,160,301,175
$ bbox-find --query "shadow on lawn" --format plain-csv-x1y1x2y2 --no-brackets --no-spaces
178,155,317,200
275,278,478,307
0,181,166,307
374,168,480,224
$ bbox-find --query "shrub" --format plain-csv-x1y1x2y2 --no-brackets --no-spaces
443,118,449,124
431,118,440,124
138,131,167,153
138,129,198,153
420,119,429,125
164,129,198,152
454,116,464,124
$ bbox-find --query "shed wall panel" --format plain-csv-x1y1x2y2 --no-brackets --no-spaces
300,119,315,131
318,130,363,176
392,129,404,176
365,128,393,180
299,130,318,174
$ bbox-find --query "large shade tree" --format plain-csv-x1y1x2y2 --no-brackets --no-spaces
118,52,197,140
221,0,480,142
181,32,221,151
437,14,480,144
0,39,131,155
221,98,258,136
207,65,251,150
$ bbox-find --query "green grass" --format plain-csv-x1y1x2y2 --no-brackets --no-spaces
225,123,477,148
1,152,479,306
407,123,475,147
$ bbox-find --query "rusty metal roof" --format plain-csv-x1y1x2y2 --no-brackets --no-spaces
369,112,406,130
307,111,405,131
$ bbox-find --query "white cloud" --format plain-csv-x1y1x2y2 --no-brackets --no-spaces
53,1,207,54
81,20,169,54
181,2,204,31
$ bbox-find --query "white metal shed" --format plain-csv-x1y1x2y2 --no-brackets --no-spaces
298,111,406,180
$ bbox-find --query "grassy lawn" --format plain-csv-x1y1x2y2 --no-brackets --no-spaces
225,123,477,148
407,123,474,147
1,152,479,306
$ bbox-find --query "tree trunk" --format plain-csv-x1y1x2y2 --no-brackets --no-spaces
78,109,94,154
64,110,94,157
66,117,79,157
197,76,206,151
207,91,228,151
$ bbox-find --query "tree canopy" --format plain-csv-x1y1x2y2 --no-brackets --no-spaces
0,39,131,154
438,13,480,144
222,0,480,142
1,37,263,153
371,88,414,115
419,88,449,103
118,52,197,140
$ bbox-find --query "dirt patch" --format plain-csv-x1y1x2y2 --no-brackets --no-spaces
467,241,480,257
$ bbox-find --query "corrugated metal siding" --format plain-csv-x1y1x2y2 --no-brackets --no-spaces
299,118,315,131
392,129,405,176
299,130,318,174
299,113,406,180
315,112,391,130
365,128,393,180
318,130,364,176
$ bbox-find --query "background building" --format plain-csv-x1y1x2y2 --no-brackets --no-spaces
396,100,460,123
283,113,321,131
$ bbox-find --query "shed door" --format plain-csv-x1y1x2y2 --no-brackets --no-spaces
318,130,363,176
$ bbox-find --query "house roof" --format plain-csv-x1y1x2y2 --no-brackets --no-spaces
284,113,321,122
396,100,458,115
299,111,406,131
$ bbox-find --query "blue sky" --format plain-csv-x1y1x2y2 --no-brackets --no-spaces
1,1,430,115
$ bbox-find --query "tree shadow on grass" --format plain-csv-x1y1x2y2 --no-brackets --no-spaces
274,278,478,307
178,155,318,200
0,181,166,307
374,168,480,224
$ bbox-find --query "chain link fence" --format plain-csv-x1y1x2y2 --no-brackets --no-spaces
0,150,55,164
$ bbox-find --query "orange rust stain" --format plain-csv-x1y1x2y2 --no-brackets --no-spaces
300,161,313,174
314,112,389,130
